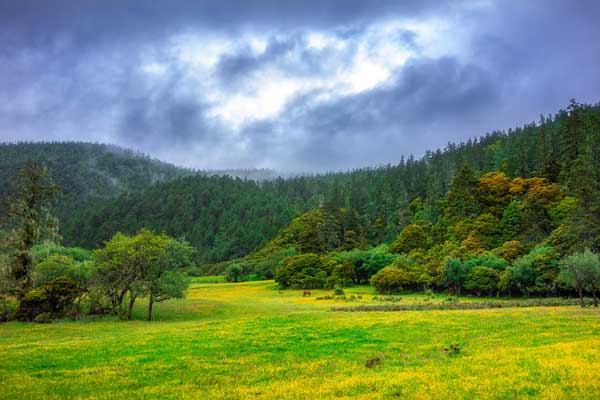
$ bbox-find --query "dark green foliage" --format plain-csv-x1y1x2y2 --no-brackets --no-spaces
3,101,600,305
225,264,244,282
370,267,410,294
464,266,500,296
15,276,81,321
446,166,480,221
2,161,60,299
275,253,333,289
2,103,599,268
442,259,469,295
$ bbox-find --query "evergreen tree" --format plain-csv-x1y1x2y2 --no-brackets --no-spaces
2,162,59,299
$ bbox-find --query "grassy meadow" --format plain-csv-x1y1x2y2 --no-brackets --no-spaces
1,279,600,399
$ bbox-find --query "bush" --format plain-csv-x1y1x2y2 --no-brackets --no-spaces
333,287,345,296
370,267,409,294
275,253,333,289
15,276,81,321
15,289,49,321
34,312,52,324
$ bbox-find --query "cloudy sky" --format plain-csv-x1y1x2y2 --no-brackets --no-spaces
1,1,599,171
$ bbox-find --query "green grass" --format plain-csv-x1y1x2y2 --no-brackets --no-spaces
1,281,600,399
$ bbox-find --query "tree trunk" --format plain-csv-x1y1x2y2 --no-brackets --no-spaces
147,294,154,321
579,286,585,307
127,295,137,320
593,288,598,308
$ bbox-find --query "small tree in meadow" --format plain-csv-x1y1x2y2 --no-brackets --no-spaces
557,249,600,307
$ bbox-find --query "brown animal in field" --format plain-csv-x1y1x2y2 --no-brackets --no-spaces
303,289,311,297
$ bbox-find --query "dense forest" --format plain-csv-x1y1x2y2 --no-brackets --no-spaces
1,101,599,265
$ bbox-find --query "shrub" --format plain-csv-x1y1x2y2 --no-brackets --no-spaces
15,289,49,321
370,267,410,294
34,312,52,324
15,276,81,321
333,287,345,296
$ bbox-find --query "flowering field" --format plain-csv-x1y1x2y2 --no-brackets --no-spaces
1,280,599,399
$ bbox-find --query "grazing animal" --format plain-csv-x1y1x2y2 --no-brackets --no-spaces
303,289,311,297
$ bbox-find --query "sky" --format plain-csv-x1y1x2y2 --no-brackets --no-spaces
1,1,599,172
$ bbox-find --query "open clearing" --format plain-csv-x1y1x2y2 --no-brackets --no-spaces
1,280,600,399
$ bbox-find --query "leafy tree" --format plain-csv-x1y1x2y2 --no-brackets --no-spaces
441,258,469,295
33,254,92,291
476,172,511,216
389,223,429,254
493,240,524,263
144,236,194,321
499,200,523,241
225,264,244,282
370,267,410,294
92,230,192,320
275,253,332,289
464,266,500,296
558,249,600,307
15,276,81,321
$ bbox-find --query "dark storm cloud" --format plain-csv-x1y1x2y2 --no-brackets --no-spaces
1,0,600,171
240,56,501,170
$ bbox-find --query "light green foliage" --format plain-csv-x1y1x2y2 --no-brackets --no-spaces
558,249,600,306
32,242,92,264
92,230,193,320
464,252,508,271
33,254,92,291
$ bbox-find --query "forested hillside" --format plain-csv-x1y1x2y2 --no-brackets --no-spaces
63,101,600,265
2,102,599,267
0,142,190,228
